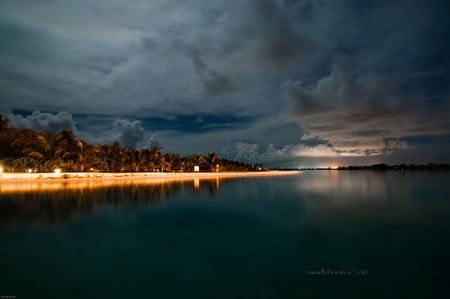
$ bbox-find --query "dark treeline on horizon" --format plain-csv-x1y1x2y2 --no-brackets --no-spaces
298,163,450,171
0,115,263,173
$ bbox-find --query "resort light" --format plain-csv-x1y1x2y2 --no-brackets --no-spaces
28,168,32,173
0,166,3,173
54,168,61,174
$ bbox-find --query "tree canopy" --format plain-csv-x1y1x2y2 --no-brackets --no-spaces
0,115,264,173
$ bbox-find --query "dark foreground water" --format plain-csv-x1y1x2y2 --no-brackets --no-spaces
1,171,450,299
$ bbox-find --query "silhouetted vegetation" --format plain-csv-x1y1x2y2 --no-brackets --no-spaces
0,115,264,172
299,163,450,171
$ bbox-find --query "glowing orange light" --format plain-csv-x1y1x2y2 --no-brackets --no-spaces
194,178,200,189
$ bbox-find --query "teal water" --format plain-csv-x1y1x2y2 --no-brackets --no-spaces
1,171,450,298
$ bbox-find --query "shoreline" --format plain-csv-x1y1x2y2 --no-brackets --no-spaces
0,170,300,182
0,171,301,193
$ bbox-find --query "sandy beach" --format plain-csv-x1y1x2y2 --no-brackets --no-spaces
0,171,301,193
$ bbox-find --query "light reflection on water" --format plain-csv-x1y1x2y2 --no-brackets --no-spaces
294,170,407,202
1,171,450,298
0,178,222,235
0,176,222,193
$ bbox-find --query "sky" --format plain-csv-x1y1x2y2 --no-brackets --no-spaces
1,0,449,168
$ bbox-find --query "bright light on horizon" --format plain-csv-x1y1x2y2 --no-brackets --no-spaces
0,166,3,173
54,168,61,174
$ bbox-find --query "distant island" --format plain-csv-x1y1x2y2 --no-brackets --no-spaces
0,115,264,173
297,163,450,171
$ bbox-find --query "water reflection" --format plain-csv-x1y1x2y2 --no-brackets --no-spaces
293,171,411,204
0,177,222,194
1,171,448,235
285,171,450,227
0,178,222,235
2,172,450,298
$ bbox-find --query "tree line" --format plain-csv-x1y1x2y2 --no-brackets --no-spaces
336,163,450,171
0,115,264,173
298,163,450,171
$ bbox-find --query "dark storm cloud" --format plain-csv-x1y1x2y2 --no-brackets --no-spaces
8,111,77,134
61,114,154,149
226,0,314,68
298,0,450,93
108,119,145,148
0,0,449,166
190,52,233,96
230,141,259,161
184,0,314,75
283,65,450,156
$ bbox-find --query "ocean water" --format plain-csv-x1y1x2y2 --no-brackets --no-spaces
1,171,449,298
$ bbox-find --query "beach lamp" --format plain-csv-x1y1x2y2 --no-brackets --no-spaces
54,168,61,174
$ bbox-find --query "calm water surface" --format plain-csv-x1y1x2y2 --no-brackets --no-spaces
1,171,450,298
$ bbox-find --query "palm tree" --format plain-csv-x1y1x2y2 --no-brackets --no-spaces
55,130,76,152
189,153,208,172
0,115,16,158
164,152,182,172
101,143,129,172
25,132,53,160
137,148,152,172
9,128,33,157
54,130,77,170
148,146,162,171
1,114,259,173
96,145,109,171
207,152,219,172
72,140,103,172
0,115,10,130
23,132,62,171
128,149,140,172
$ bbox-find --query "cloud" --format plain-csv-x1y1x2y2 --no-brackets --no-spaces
242,0,314,67
8,111,78,134
183,0,314,78
148,134,162,149
228,142,342,164
264,143,338,159
1,1,449,166
5,111,147,149
108,119,145,148
232,141,259,160
384,139,414,154
190,52,233,96
283,65,448,156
